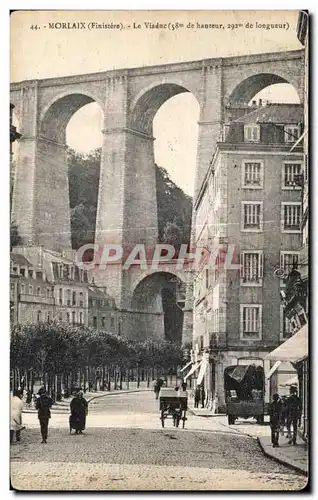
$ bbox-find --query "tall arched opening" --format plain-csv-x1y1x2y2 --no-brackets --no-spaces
131,272,186,343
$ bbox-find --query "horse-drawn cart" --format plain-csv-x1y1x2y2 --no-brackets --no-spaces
159,388,188,428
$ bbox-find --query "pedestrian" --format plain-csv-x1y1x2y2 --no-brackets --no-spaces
10,390,24,443
154,378,162,400
201,386,206,408
194,386,200,408
25,389,33,408
70,391,88,434
36,387,53,444
269,393,282,447
286,386,302,445
280,395,288,436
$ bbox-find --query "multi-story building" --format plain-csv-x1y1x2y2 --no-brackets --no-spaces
11,246,118,329
88,283,118,333
274,10,309,440
10,253,55,324
193,102,303,409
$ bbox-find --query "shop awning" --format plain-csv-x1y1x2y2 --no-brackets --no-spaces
265,360,282,380
265,324,308,363
280,376,298,388
180,360,193,373
196,357,209,386
184,361,201,381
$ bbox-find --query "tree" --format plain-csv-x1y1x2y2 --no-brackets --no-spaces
10,221,22,249
67,148,192,250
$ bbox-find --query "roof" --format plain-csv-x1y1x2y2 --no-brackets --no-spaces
10,253,33,268
232,103,303,125
265,324,308,363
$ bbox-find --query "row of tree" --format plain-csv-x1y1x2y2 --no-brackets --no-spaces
10,323,184,400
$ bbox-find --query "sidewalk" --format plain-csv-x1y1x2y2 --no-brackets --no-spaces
258,434,308,476
189,407,224,417
23,387,151,414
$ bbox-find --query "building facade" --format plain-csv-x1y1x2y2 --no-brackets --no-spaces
10,253,55,325
280,10,309,440
193,103,303,409
11,246,118,329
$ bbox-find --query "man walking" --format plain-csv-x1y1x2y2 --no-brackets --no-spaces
269,393,282,447
287,386,302,445
36,387,52,444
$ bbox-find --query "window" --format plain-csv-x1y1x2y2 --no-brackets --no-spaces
79,292,84,307
59,288,63,305
102,316,106,327
284,125,300,143
280,252,299,281
111,316,115,327
12,266,18,274
205,269,209,290
93,316,97,328
282,162,302,189
79,312,83,325
281,203,301,232
280,306,294,340
66,289,71,306
92,299,96,307
29,285,33,295
66,312,70,323
100,299,104,307
20,267,26,277
240,305,262,339
20,284,25,294
72,291,76,306
241,202,263,231
37,310,42,322
240,251,263,285
47,287,51,298
242,161,263,188
36,286,41,296
58,264,63,279
244,124,260,143
198,335,204,350
72,311,76,325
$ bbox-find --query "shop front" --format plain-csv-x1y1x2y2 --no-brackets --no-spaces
265,323,308,441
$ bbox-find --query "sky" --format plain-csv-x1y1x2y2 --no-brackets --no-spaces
10,10,303,195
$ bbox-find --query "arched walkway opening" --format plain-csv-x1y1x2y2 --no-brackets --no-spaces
226,73,301,123
131,272,186,343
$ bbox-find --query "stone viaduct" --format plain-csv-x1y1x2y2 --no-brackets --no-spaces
10,49,304,342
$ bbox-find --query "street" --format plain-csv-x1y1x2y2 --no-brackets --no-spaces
11,391,307,491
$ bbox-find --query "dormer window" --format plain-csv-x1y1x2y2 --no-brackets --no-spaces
284,125,300,143
244,124,260,143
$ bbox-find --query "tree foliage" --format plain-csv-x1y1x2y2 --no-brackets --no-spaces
10,322,184,385
10,220,22,249
67,148,192,249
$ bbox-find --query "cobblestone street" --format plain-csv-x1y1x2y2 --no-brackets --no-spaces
11,391,307,491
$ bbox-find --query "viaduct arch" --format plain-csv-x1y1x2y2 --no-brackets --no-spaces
10,49,304,340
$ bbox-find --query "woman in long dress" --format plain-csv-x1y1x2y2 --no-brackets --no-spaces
70,391,88,434
10,390,24,443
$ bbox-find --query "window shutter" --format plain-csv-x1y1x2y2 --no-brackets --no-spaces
259,252,264,278
280,252,284,270
240,252,244,278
